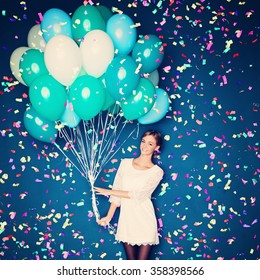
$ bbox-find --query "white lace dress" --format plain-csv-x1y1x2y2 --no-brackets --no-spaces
109,158,164,246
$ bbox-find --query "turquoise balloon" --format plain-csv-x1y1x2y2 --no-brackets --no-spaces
41,8,72,43
69,75,105,121
19,49,48,86
96,5,113,22
71,5,105,44
106,13,137,55
138,88,169,124
29,74,67,121
60,101,81,128
105,55,140,101
121,78,155,120
132,34,164,73
99,75,115,111
23,106,57,143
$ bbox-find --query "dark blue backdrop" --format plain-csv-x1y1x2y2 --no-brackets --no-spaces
0,0,259,260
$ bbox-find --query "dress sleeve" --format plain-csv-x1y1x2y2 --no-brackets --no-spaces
108,160,124,207
128,168,163,202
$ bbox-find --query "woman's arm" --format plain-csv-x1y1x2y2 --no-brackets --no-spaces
94,187,130,199
95,187,130,226
97,202,118,226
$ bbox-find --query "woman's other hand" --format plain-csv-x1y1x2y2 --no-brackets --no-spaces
97,216,111,226
94,187,111,196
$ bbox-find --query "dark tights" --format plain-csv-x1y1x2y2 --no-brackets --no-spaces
123,243,151,260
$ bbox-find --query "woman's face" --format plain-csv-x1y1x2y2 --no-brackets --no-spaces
140,135,160,156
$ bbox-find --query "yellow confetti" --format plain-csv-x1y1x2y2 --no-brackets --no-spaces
224,179,232,190
230,207,238,215
62,218,72,229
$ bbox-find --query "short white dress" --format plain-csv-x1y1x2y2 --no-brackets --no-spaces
109,158,164,246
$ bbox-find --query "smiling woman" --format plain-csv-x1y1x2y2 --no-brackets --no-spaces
95,130,164,260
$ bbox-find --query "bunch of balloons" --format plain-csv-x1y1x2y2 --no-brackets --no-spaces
10,4,170,143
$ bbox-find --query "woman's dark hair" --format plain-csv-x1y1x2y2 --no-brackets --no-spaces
141,130,163,149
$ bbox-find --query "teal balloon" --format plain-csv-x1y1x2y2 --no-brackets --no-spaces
138,88,169,124
19,49,48,86
69,75,105,121
102,92,116,111
121,78,155,120
106,14,137,55
23,106,57,143
105,56,140,101
29,74,67,121
41,8,72,43
99,75,115,111
132,34,164,73
96,5,113,22
60,101,81,128
71,5,105,44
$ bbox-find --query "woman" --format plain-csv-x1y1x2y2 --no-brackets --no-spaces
94,130,164,260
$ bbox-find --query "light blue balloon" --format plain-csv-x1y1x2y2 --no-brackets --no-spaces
138,88,169,124
106,14,137,56
41,8,72,42
60,101,81,128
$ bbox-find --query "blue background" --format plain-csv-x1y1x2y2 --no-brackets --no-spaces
0,0,259,260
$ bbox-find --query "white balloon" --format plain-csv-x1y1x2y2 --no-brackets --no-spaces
80,30,114,78
44,35,82,86
9,46,29,85
27,24,46,51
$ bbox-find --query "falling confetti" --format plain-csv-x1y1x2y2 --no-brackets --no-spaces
0,0,259,261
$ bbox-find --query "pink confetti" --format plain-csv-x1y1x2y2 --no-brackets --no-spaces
214,136,223,143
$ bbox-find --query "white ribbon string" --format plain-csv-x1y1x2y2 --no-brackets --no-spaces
55,109,139,235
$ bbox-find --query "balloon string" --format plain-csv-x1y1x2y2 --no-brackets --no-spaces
88,171,100,222
56,125,88,176
55,116,140,236
54,142,105,231
56,124,105,230
53,142,87,180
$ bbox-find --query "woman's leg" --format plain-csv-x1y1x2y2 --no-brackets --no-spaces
123,243,137,260
137,244,151,260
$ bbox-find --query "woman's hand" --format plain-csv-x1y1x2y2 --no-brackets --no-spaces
94,187,111,196
97,216,111,227
94,187,130,199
